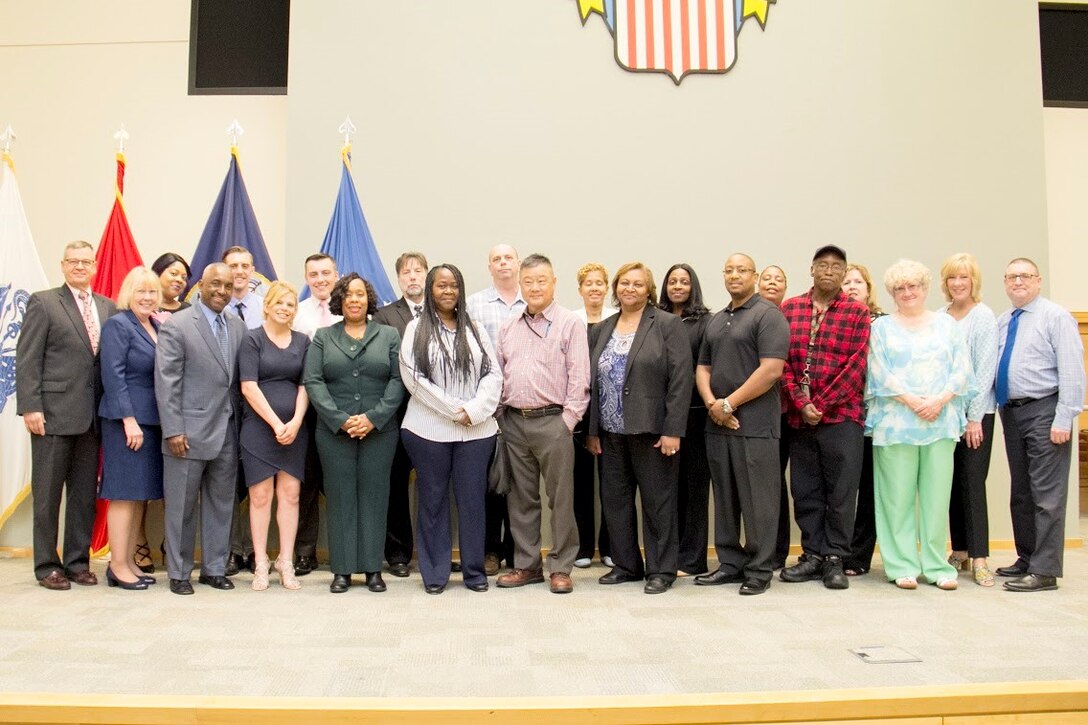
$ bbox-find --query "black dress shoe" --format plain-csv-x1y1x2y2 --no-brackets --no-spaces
330,574,351,593
598,568,643,585
294,555,317,576
425,583,445,595
780,553,824,582
365,572,387,592
225,553,244,577
822,556,849,590
197,574,235,590
388,562,410,578
451,561,462,573
739,578,770,595
465,580,489,592
996,564,1029,577
169,578,194,595
644,575,671,594
1003,573,1058,592
694,569,745,586
244,553,256,574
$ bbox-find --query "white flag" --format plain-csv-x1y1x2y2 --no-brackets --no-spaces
0,152,48,530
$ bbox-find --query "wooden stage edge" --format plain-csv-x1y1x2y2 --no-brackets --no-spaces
1,681,1087,724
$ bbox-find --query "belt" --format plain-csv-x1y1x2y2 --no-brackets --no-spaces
506,404,564,418
1004,394,1056,408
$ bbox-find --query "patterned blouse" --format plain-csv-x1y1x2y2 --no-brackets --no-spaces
598,330,635,434
940,302,998,422
864,313,973,447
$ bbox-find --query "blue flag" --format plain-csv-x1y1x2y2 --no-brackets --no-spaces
189,147,277,292
307,146,395,305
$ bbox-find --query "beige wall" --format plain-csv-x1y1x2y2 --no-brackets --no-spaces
2,1,1083,547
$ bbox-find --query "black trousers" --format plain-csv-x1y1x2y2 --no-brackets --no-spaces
776,417,792,564
384,436,415,565
295,410,324,558
788,421,863,558
677,407,710,573
844,436,877,573
599,431,678,581
949,413,994,557
572,430,610,560
1001,396,1070,578
30,428,99,579
483,492,514,564
705,433,780,583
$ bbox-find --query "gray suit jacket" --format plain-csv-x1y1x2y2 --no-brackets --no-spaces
155,302,246,460
16,285,117,435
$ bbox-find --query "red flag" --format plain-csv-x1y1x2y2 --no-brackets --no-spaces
90,152,143,555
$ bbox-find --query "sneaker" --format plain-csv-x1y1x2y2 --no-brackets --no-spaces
822,555,848,589
574,557,592,569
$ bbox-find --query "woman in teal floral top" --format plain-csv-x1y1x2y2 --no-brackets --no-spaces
865,260,972,590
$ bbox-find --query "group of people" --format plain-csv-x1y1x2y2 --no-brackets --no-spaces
16,239,1084,598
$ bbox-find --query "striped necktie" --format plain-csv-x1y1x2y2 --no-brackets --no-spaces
214,314,230,368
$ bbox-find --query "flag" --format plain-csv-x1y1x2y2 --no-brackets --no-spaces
88,152,144,554
307,144,395,305
189,147,277,294
0,152,49,532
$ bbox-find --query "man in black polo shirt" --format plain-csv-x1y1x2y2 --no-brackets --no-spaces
695,253,790,595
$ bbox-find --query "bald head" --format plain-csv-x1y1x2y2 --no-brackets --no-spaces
723,253,758,304
200,262,233,314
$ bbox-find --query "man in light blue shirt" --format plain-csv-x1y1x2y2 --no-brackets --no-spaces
223,246,264,331
995,257,1085,592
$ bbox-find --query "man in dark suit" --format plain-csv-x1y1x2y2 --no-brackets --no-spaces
155,263,246,595
372,251,428,577
17,240,117,589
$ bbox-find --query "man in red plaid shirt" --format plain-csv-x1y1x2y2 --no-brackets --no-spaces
779,245,870,590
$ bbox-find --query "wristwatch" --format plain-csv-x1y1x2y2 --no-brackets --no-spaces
721,397,734,415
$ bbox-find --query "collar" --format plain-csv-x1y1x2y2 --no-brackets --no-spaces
197,299,222,326
66,283,92,301
726,292,759,313
485,286,525,306
524,300,558,322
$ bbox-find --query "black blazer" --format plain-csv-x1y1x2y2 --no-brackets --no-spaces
372,297,414,337
588,305,692,438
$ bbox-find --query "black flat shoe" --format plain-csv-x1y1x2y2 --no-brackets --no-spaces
739,578,770,595
169,578,194,595
365,572,387,592
106,567,148,590
465,581,489,592
197,574,235,590
424,583,445,595
388,562,410,578
598,568,642,585
330,574,351,593
694,569,744,586
644,575,671,594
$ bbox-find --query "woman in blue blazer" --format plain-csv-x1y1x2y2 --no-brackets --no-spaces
98,268,164,590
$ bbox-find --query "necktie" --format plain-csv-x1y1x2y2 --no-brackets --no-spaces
319,299,333,328
413,304,422,319
214,314,230,368
995,308,1024,406
78,291,99,354
235,301,246,322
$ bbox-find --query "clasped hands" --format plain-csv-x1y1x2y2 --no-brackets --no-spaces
900,392,950,422
707,399,740,430
341,413,375,439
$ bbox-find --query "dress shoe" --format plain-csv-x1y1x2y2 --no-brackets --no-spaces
294,554,318,576
483,554,500,576
1003,573,1058,592
694,569,744,586
140,575,157,585
739,578,770,595
550,572,574,594
822,556,849,590
388,562,410,578
425,583,445,595
451,561,463,573
496,568,545,588
197,574,235,590
225,553,244,577
38,571,70,591
598,568,642,585
644,575,671,594
573,557,592,568
365,572,387,592
244,553,256,574
106,567,148,590
465,580,489,592
996,563,1029,578
66,569,98,586
330,574,352,593
169,578,194,595
780,553,823,583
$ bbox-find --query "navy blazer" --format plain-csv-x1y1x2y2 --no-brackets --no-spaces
98,310,160,425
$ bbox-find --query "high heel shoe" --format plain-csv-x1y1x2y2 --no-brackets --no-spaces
133,542,155,574
251,558,270,591
139,574,157,585
107,566,148,590
973,563,995,587
274,557,301,590
947,552,969,571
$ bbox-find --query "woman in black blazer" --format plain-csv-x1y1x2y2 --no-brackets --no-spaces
587,262,692,594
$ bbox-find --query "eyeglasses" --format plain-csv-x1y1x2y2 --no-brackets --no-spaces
813,262,845,273
892,283,923,295
64,258,96,268
722,267,754,276
1004,273,1039,282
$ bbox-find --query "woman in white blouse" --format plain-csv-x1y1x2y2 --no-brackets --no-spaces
940,253,999,586
399,264,502,594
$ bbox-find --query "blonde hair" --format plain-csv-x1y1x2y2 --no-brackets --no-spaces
883,259,931,296
116,267,162,311
576,262,609,287
610,261,657,308
939,253,982,303
845,263,883,316
262,280,299,319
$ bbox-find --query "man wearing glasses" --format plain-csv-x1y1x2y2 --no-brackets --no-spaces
995,258,1085,592
17,241,117,589
694,253,789,595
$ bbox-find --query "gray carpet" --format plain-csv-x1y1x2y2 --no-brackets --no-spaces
1,539,1086,698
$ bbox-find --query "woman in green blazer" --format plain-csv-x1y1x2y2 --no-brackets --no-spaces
303,274,404,593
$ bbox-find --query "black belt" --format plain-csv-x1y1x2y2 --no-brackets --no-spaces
507,404,564,418
1005,394,1056,408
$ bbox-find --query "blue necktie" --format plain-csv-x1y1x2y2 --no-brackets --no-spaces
214,315,230,368
995,308,1023,406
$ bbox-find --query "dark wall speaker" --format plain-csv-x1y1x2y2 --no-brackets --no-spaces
1040,3,1088,108
189,0,290,95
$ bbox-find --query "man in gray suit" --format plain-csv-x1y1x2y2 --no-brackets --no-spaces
17,240,117,590
155,263,246,595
